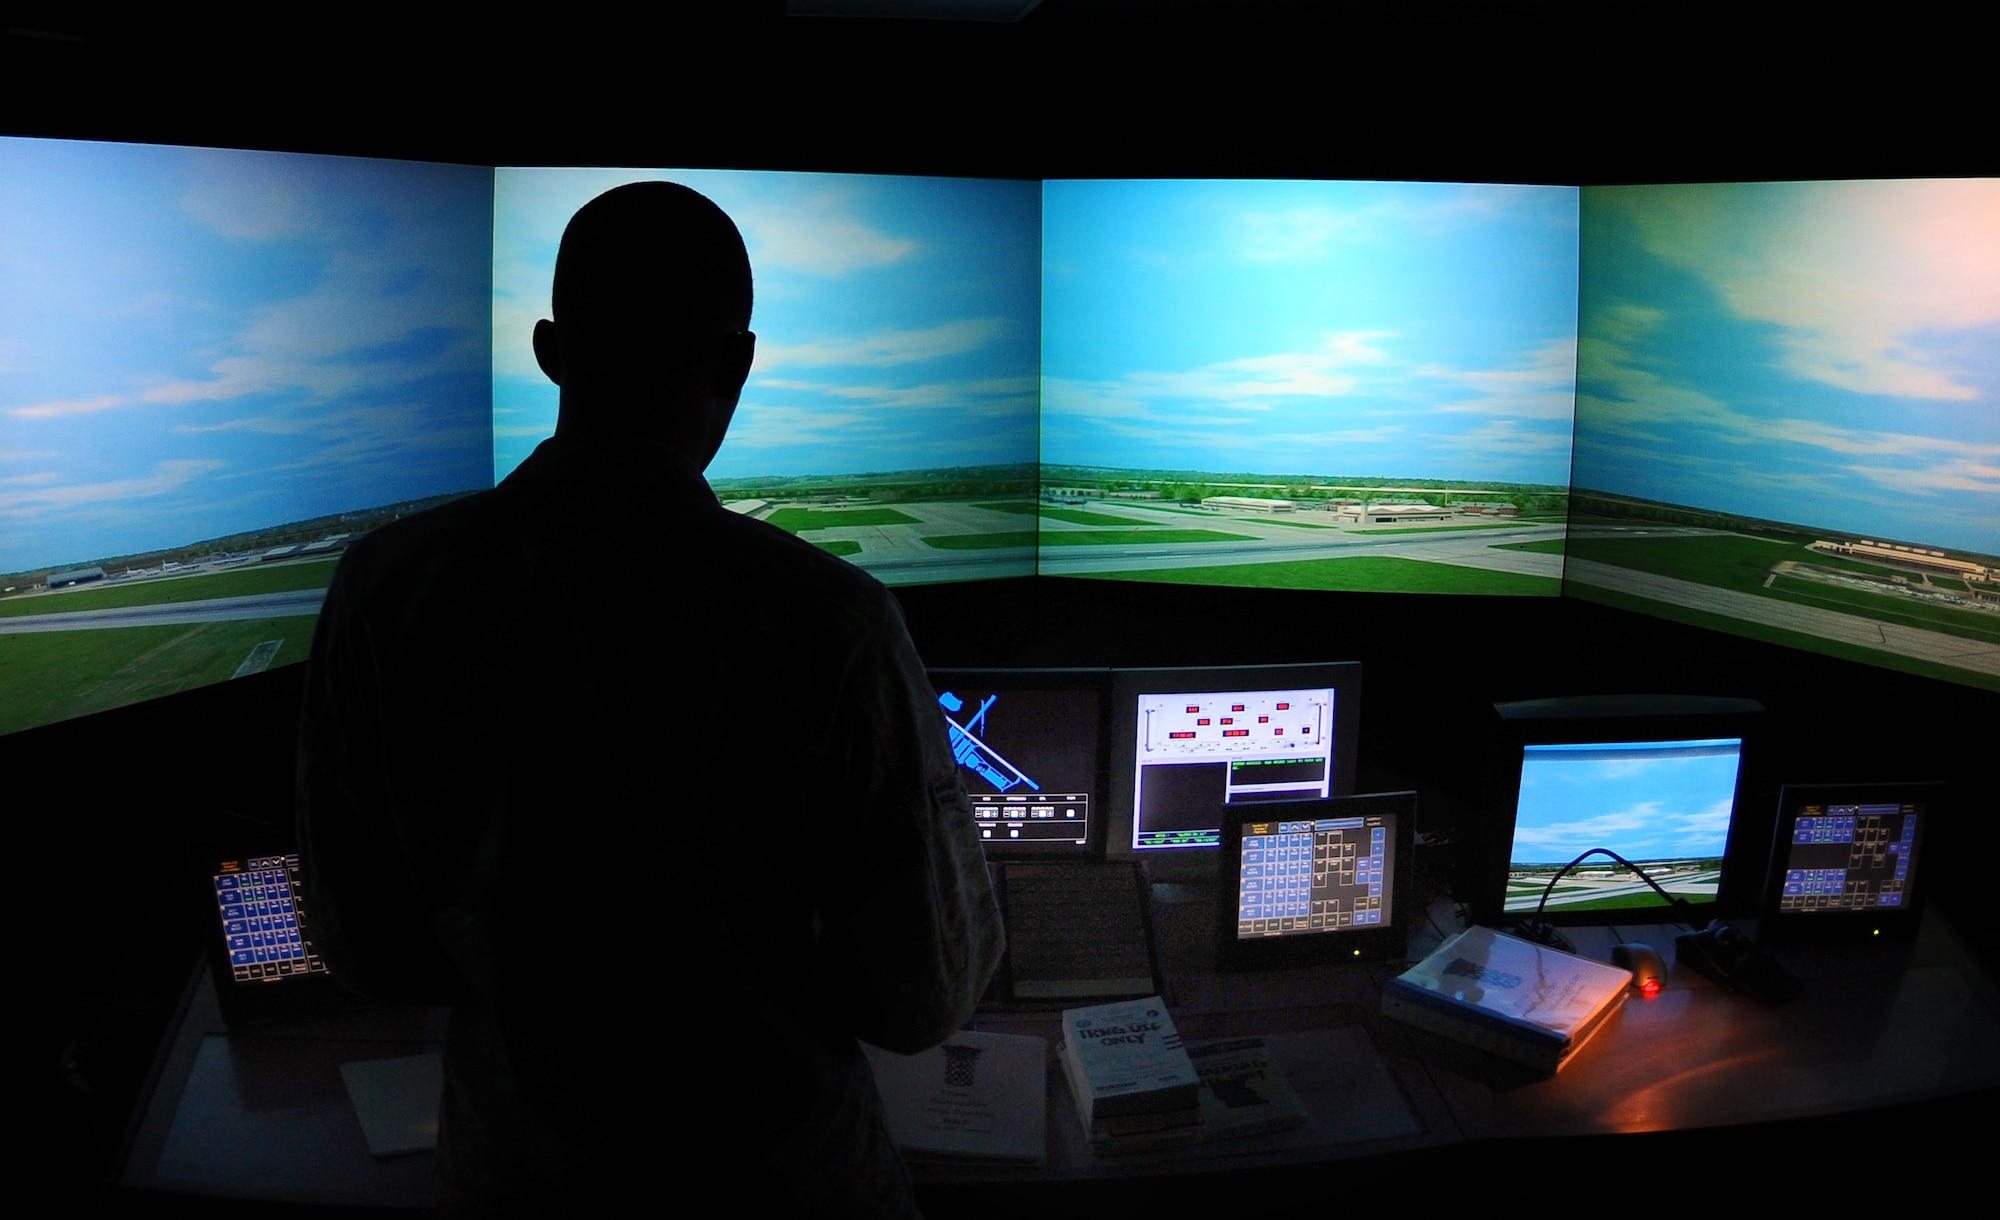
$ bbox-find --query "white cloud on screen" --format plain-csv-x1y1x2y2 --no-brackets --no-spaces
0,458,227,516
138,247,485,412
1606,179,2000,401
756,318,1002,369
179,155,332,242
734,200,918,276
1041,331,1392,423
1431,337,1579,421
1236,208,1365,262
1847,458,2000,498
1581,332,2000,503
723,404,876,450
1670,799,1735,844
1512,804,1663,850
1233,184,1561,263
756,374,1037,413
1440,419,1572,458
11,394,126,420
490,293,549,383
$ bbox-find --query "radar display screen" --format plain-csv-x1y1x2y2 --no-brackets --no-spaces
932,673,1105,854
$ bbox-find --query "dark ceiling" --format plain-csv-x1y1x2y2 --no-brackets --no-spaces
4,4,1991,182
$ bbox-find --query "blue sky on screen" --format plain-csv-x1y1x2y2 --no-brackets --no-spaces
1039,179,1580,484
1574,180,2000,558
0,138,493,575
491,169,1041,484
1510,740,1741,865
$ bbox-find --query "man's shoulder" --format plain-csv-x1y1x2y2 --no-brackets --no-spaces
333,488,508,585
330,474,896,624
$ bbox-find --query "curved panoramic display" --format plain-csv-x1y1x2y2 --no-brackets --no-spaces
1570,179,2000,691
493,167,1044,588
1039,178,1581,597
7,139,1994,740
0,137,494,736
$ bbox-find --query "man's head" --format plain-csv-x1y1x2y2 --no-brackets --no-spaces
534,181,756,468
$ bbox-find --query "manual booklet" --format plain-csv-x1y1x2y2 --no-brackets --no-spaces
861,1030,1047,1165
1186,1037,1308,1140
1382,925,1631,1074
1058,996,1200,1129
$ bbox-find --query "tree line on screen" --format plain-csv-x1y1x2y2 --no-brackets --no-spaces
1572,489,1999,565
1044,466,1569,516
1,489,484,594
706,463,1037,504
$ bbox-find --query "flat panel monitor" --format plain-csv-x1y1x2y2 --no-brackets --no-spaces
926,668,1110,858
1760,781,1940,942
1570,178,2000,694
1465,695,1765,927
1108,662,1362,876
1217,791,1417,970
1039,178,1579,598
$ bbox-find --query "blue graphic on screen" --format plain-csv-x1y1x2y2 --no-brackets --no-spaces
938,690,1042,794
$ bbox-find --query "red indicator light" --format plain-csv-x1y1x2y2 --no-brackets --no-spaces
1224,729,1248,737
1258,716,1269,723
1232,704,1245,712
1276,702,1291,710
1274,727,1284,735
1640,980,1662,998
1197,718,1210,726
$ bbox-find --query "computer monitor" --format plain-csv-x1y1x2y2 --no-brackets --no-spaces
1107,662,1363,875
1217,790,1417,970
926,668,1111,858
1463,695,1765,927
1759,781,1940,942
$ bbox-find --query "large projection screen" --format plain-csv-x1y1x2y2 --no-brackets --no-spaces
1569,179,2000,691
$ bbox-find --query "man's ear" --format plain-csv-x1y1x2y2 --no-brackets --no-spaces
533,319,562,386
714,330,756,401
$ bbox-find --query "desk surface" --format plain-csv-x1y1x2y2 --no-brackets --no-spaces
119,891,2000,1207
118,964,444,1207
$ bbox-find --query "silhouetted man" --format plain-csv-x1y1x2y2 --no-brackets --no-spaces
297,181,1003,1215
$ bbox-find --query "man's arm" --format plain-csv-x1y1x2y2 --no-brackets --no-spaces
813,594,1004,1054
295,558,457,1004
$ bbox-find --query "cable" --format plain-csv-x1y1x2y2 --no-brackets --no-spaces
1530,846,1700,928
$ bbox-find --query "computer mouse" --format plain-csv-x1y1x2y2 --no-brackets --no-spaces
1611,942,1667,995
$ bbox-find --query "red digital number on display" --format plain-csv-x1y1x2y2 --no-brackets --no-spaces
1169,731,1196,739
1224,729,1248,737
1276,702,1290,710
